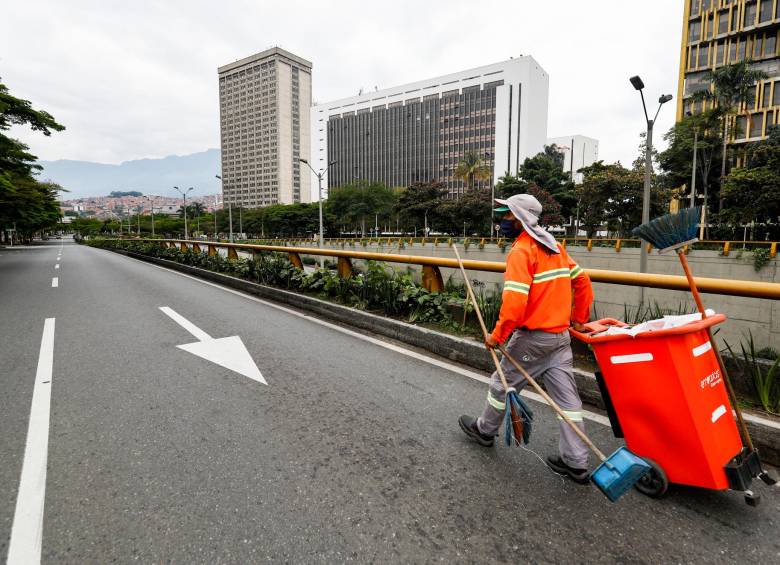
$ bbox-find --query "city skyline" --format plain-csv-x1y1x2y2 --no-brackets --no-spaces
3,0,684,197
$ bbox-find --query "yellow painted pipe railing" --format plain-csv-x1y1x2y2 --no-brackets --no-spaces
141,238,780,300
233,236,779,258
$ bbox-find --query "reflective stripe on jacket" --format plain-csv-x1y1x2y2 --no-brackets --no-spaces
491,232,594,343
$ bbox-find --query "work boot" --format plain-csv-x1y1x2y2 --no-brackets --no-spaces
458,415,494,447
546,456,590,484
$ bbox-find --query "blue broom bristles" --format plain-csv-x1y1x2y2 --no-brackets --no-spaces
503,390,534,446
632,207,701,251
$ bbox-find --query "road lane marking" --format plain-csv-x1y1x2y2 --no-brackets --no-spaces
54,264,59,269
7,318,56,565
159,306,266,385
143,262,607,424
51,277,58,288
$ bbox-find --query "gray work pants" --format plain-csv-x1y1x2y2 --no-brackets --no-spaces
477,329,589,469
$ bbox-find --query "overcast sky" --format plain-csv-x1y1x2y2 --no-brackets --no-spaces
3,0,683,170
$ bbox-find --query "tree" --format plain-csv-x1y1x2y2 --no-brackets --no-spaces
659,110,721,213
577,161,670,238
394,181,447,233
720,127,780,238
326,180,396,235
436,186,492,236
454,151,491,190
691,61,768,210
0,78,66,241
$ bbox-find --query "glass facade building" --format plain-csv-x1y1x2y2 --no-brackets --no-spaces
678,0,780,144
312,57,550,198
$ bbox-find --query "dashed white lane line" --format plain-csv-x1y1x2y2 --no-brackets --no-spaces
139,258,610,427
54,264,59,269
51,277,58,288
7,318,56,565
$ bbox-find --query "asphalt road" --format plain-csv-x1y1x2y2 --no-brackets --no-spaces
1,238,778,564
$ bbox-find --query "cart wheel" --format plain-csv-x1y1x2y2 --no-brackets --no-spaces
744,490,762,507
634,458,669,498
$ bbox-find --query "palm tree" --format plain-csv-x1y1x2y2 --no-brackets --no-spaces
692,61,768,211
454,151,491,191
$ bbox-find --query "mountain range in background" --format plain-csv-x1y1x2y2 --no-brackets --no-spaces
39,148,222,200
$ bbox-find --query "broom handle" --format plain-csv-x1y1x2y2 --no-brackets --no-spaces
452,246,609,463
452,245,511,392
497,345,609,462
677,251,755,451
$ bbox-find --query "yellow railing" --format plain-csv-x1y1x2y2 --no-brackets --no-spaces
237,237,778,258
138,238,780,300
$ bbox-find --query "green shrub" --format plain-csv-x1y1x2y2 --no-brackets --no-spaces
725,331,780,415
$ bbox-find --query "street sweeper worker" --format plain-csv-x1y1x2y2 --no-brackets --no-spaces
459,193,595,483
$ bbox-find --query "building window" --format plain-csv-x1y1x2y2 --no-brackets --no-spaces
750,112,764,137
735,115,748,139
762,82,771,108
690,0,700,17
764,33,777,57
716,41,726,64
744,1,757,27
718,10,729,34
698,43,710,67
759,0,773,22
773,81,780,106
689,20,701,42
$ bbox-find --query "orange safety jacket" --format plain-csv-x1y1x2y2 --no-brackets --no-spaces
491,232,594,343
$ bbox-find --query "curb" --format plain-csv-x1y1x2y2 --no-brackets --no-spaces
107,247,780,466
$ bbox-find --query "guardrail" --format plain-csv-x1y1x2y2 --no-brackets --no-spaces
232,237,778,258
133,238,780,300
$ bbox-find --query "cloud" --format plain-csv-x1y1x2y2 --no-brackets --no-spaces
2,0,683,169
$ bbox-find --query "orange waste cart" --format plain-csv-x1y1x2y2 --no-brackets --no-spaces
571,314,751,499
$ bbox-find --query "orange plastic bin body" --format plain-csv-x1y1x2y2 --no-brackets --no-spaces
572,315,743,490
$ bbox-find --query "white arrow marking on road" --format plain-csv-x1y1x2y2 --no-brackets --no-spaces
159,306,266,385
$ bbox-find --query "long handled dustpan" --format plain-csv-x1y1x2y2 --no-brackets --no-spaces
497,347,651,502
453,245,649,502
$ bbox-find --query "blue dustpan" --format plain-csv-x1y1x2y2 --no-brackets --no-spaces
590,447,651,502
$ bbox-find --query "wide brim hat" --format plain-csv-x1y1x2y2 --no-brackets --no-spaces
494,194,559,254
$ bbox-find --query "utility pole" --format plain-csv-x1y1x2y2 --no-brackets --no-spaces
630,76,672,304
300,157,338,268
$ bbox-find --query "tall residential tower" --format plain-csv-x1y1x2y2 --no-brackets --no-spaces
218,47,312,207
311,56,549,197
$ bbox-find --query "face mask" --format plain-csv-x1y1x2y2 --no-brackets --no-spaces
499,218,522,238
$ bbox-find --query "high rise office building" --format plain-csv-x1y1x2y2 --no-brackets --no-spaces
311,57,549,197
678,0,780,143
218,47,312,207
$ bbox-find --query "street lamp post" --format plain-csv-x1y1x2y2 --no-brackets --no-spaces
630,75,672,303
215,175,233,242
173,185,194,240
300,158,338,268
147,196,156,238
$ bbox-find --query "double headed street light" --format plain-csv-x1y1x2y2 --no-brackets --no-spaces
300,158,337,268
173,186,194,240
630,75,672,303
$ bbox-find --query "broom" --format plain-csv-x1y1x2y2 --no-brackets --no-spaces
453,246,650,501
452,244,532,446
632,207,777,486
